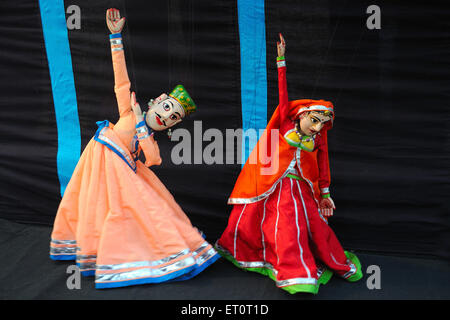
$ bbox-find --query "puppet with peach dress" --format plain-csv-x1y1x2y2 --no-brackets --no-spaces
49,8,219,289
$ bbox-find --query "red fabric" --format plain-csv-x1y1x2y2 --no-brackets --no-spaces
219,177,353,282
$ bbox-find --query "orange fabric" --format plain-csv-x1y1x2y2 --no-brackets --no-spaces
51,136,207,265
229,99,334,204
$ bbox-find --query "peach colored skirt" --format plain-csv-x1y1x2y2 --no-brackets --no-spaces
50,135,219,289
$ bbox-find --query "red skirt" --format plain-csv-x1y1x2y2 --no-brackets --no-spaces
216,176,361,294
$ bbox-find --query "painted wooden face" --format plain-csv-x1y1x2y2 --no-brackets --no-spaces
298,111,331,136
145,96,185,131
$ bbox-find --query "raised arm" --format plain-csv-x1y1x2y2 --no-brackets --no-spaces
106,8,131,117
277,34,289,121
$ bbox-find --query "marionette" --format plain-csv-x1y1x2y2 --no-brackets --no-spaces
216,34,362,294
49,8,219,289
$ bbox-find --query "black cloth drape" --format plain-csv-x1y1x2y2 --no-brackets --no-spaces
0,0,448,260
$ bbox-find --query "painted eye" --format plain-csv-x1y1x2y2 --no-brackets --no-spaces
163,103,170,111
170,114,177,121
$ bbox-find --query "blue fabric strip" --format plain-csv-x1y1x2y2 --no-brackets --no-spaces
109,33,122,39
237,0,268,166
80,270,96,277
76,263,96,277
168,252,220,282
50,254,76,261
39,0,81,196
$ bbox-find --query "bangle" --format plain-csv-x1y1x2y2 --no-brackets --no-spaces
110,39,122,45
277,60,286,68
321,187,330,193
109,33,122,39
110,34,123,51
321,187,330,198
136,126,148,134
277,56,286,67
136,120,154,140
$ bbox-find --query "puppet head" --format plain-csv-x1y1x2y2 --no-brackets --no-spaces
145,85,196,131
288,99,335,136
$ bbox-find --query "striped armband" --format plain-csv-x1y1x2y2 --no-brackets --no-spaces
136,121,153,140
109,33,123,52
277,56,286,68
321,187,331,199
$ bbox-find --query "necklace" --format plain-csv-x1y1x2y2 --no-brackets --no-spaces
295,123,311,142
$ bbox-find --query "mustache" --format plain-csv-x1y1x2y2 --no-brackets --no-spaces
154,112,166,126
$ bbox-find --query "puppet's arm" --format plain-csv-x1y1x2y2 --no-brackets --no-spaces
106,8,131,118
131,92,162,167
277,34,289,122
316,131,336,217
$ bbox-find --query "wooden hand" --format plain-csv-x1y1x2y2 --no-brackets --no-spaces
106,8,126,34
277,33,286,57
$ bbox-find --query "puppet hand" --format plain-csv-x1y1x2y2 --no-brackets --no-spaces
277,33,286,57
131,92,144,123
320,197,336,217
106,8,126,34
148,93,168,108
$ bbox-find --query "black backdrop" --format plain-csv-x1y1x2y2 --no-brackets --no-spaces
0,0,448,261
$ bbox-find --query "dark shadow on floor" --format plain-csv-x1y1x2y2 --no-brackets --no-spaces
1,218,448,300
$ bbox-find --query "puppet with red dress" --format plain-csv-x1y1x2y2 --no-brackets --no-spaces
216,34,362,294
